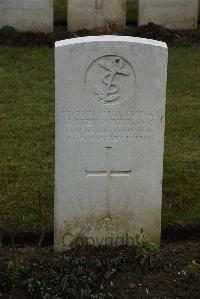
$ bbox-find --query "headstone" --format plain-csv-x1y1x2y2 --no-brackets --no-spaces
0,0,53,33
67,0,126,31
55,36,168,251
139,0,199,30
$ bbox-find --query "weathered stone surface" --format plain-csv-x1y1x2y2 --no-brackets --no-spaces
68,0,126,31
55,36,168,251
139,0,199,30
0,0,53,33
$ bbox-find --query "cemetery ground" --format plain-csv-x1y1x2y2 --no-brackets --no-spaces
0,31,200,297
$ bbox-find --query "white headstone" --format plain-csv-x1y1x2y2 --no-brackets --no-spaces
68,0,126,31
55,36,168,251
139,0,199,30
0,0,53,33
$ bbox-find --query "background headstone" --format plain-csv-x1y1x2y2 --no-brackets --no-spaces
67,0,126,31
0,0,53,33
139,0,199,30
55,36,168,251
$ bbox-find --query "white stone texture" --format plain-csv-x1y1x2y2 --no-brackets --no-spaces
55,36,168,251
68,0,126,31
139,0,199,30
0,0,53,33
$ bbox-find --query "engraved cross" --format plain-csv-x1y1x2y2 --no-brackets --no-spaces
85,147,132,219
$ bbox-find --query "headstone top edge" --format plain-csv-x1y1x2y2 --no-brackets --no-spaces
55,35,167,49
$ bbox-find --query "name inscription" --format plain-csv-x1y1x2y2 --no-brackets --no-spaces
65,110,159,143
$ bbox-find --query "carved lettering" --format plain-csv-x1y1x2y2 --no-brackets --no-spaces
65,110,159,143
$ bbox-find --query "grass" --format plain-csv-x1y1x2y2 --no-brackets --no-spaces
0,46,199,237
0,48,54,235
163,48,200,230
127,0,138,25
54,0,67,25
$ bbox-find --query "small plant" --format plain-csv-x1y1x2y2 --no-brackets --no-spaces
184,261,200,278
7,260,25,288
104,255,127,279
0,26,17,37
135,232,160,266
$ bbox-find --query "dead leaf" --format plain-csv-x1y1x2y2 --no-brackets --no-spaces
129,281,136,289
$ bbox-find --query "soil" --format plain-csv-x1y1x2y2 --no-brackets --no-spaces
0,23,200,47
0,239,200,298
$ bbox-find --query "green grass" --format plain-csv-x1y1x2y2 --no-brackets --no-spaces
0,46,199,236
0,48,54,235
54,0,67,25
163,48,200,230
127,0,138,25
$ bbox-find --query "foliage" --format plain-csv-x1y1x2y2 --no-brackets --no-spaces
7,260,25,288
104,255,127,279
126,0,138,25
184,262,200,278
135,233,160,266
0,26,17,38
26,254,126,298
54,0,67,25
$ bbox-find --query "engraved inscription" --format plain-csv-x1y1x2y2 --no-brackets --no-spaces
86,56,135,105
65,110,158,143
